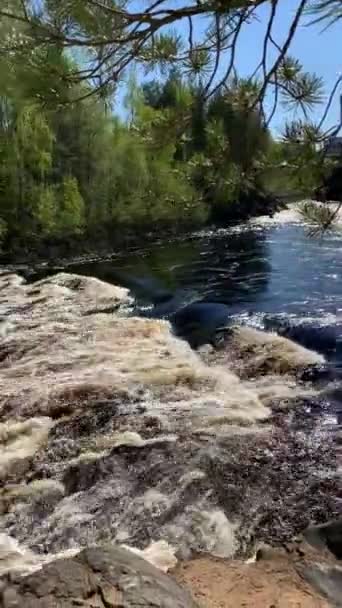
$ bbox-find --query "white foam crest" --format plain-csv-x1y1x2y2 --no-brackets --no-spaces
252,200,342,228
0,417,53,478
0,271,327,438
111,431,177,448
197,509,237,558
245,375,317,407
227,325,324,374
122,540,177,572
164,507,237,560
251,205,303,226
0,531,177,577
0,534,80,577
0,271,336,570
0,272,270,427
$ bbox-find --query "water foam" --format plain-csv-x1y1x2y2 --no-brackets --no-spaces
0,271,334,570
250,205,303,226
122,540,178,572
252,201,342,228
0,272,270,427
229,325,324,375
0,532,177,577
0,418,53,478
0,533,80,577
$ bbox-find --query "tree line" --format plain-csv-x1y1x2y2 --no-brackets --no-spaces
0,1,334,253
0,38,273,251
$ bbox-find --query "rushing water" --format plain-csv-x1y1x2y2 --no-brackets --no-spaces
25,209,342,363
1,208,341,566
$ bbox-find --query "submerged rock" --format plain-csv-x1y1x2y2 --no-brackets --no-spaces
171,302,230,348
265,317,342,360
0,545,198,608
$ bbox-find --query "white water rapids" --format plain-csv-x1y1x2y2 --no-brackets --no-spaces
0,212,340,578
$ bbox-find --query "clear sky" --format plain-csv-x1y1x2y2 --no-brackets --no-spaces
123,1,342,135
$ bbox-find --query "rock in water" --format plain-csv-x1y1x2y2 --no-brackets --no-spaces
171,302,230,347
0,545,199,608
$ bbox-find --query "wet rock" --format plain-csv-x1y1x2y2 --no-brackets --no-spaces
297,563,342,607
297,363,333,383
255,544,287,562
304,518,342,560
0,545,199,608
278,324,342,357
171,302,230,348
264,318,342,370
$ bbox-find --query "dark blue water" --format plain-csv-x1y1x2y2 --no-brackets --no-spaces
45,218,342,321
23,213,342,363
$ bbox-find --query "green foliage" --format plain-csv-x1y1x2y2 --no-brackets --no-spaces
297,199,342,236
262,121,332,197
277,57,324,116
306,1,342,28
16,105,54,178
0,217,7,249
58,177,85,235
0,8,291,253
35,185,57,236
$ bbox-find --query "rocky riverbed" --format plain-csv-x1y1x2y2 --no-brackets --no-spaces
0,269,341,606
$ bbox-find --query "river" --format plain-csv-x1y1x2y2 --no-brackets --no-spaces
1,206,340,567
23,207,342,364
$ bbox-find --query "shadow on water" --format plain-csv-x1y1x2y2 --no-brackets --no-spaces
14,220,342,369
62,228,271,315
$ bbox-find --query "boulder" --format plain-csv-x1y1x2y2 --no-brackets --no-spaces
304,517,342,560
297,563,342,608
0,545,199,608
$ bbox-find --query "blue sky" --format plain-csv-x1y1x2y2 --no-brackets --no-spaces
233,2,342,134
123,1,342,135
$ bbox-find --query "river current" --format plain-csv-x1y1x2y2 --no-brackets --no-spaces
1,206,341,570
24,207,342,365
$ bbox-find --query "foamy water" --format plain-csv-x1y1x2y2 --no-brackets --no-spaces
251,206,303,226
251,201,342,227
0,269,336,573
0,271,323,436
0,533,177,577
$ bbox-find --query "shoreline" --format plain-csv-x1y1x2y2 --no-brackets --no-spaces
0,196,287,267
173,530,342,607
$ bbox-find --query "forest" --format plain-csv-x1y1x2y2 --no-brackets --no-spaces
0,1,337,255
